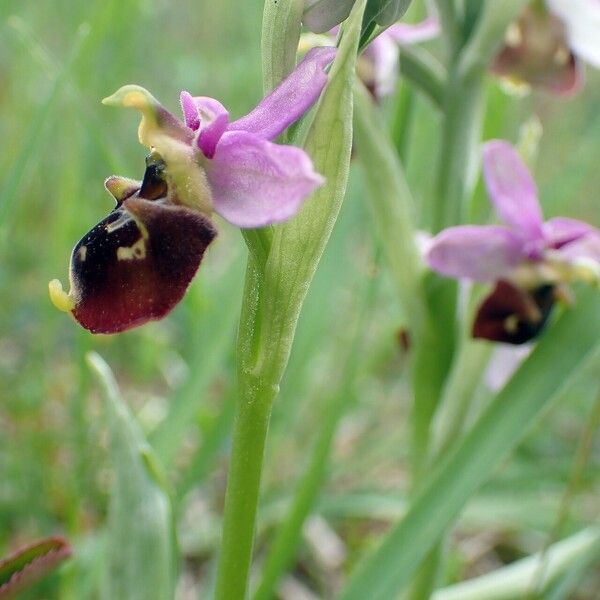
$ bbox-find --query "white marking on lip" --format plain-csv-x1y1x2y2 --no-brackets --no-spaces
117,238,146,260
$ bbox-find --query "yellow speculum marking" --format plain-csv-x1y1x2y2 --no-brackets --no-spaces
48,279,75,313
78,246,87,261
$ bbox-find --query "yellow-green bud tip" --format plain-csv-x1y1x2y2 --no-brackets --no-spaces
49,279,75,313
102,85,158,110
104,175,140,202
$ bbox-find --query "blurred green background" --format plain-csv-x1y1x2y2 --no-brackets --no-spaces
1,0,599,597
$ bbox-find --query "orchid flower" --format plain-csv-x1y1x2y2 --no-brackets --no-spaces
49,47,335,334
426,140,600,344
492,0,600,95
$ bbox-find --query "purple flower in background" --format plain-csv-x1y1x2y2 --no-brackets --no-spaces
49,47,335,334
357,18,440,98
302,17,439,99
426,140,600,344
493,0,600,95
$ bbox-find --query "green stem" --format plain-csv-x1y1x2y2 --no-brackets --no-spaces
398,46,446,109
430,339,493,460
432,71,485,232
214,259,279,600
253,273,376,600
214,377,278,600
391,82,415,162
215,2,364,595
433,0,461,57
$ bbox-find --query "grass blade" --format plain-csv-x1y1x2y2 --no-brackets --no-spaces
337,288,600,600
87,352,176,600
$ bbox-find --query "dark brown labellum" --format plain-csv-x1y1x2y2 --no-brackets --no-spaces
69,161,216,334
473,280,555,345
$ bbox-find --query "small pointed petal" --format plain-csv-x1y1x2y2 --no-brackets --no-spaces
103,85,191,146
303,0,355,33
180,91,201,131
104,176,140,203
68,195,216,334
103,86,212,211
229,47,336,141
385,17,441,45
543,217,597,248
205,130,323,228
49,279,75,313
483,140,544,239
473,281,555,345
193,97,230,158
547,0,600,68
426,225,523,281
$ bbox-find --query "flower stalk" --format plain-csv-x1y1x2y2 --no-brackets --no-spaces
214,2,365,598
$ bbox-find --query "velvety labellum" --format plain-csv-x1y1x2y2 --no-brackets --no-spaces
473,280,556,344
70,187,216,334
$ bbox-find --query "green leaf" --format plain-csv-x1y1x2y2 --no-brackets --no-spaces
337,288,600,600
366,0,411,27
353,83,423,330
261,0,304,93
303,0,355,34
257,0,363,383
433,527,600,600
0,537,71,600
0,20,89,234
87,353,176,600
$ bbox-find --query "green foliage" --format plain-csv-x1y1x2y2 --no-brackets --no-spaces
2,0,600,598
88,353,175,600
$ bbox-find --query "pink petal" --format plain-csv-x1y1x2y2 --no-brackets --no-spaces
555,230,600,263
483,140,544,240
194,97,230,158
228,47,336,141
360,35,400,98
205,130,324,228
385,17,441,45
543,217,597,248
426,225,524,282
180,91,200,131
547,0,600,68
